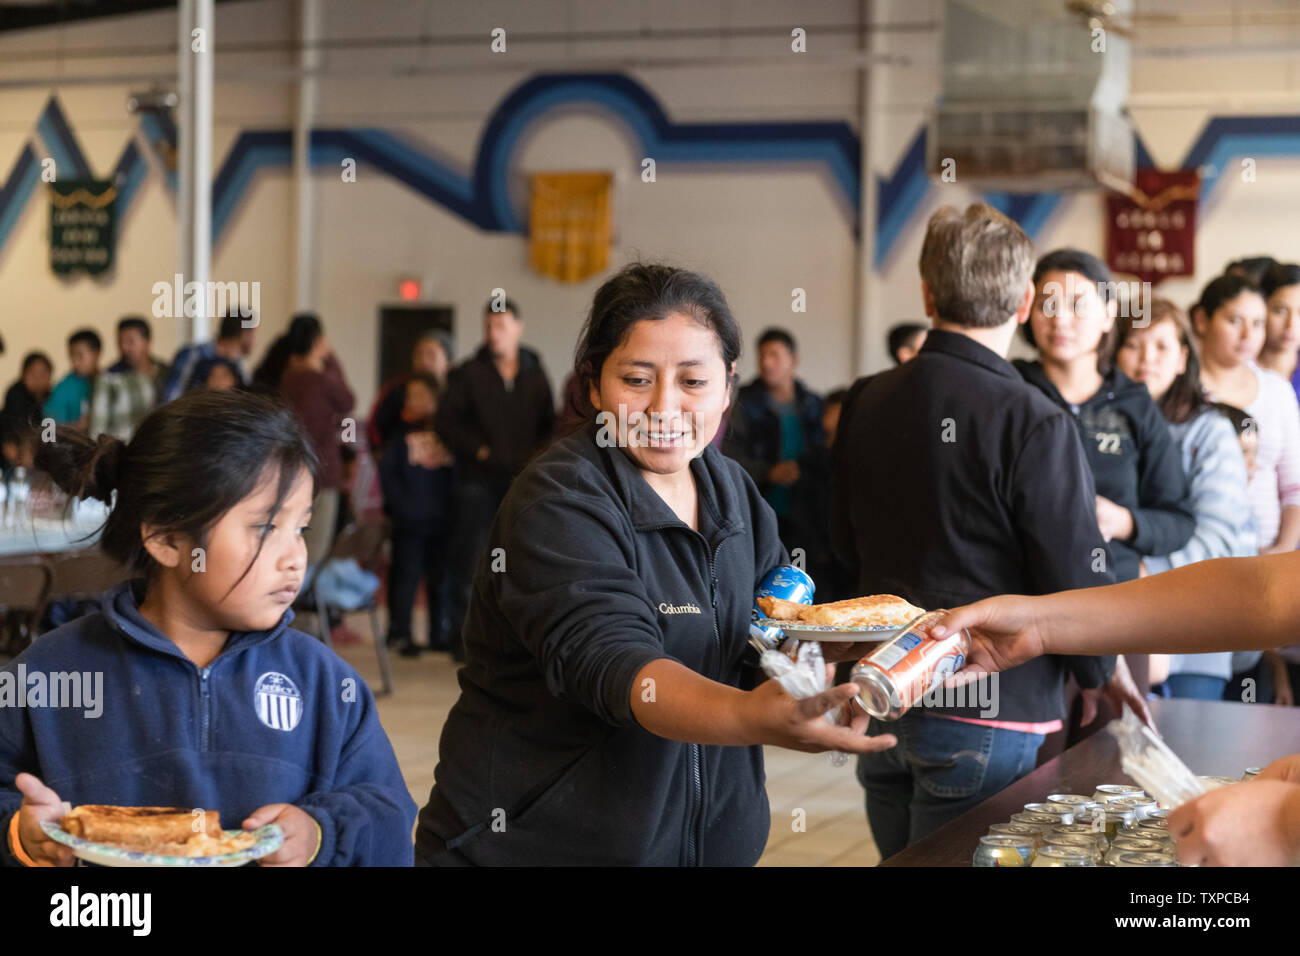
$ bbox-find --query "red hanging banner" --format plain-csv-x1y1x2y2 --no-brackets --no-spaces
1106,169,1199,285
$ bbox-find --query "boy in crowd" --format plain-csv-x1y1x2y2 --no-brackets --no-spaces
887,322,928,365
91,317,169,439
723,328,824,549
44,329,101,427
164,312,256,402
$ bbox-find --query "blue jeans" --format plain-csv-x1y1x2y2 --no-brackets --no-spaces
856,713,1044,861
1163,674,1228,701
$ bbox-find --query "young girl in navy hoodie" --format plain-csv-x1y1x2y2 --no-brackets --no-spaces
1016,248,1195,584
1,389,415,866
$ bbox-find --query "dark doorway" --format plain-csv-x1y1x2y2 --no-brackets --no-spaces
377,304,455,386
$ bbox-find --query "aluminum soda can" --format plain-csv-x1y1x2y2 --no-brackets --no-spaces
1043,834,1104,863
988,823,1045,847
1092,784,1145,803
1111,795,1159,820
1031,845,1093,867
1111,850,1178,867
973,835,1035,867
1024,802,1075,825
1046,794,1093,808
850,609,969,720
749,565,815,652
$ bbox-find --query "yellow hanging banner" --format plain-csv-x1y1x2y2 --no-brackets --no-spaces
529,172,612,283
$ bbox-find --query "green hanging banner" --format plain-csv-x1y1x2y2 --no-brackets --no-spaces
50,179,116,276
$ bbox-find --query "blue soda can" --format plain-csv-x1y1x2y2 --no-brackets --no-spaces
749,565,815,652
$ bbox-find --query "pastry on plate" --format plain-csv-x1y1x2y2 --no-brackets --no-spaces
757,593,926,628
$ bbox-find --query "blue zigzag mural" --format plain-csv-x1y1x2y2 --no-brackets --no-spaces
3,76,1300,271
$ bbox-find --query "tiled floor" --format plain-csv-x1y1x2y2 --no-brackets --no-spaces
331,611,882,866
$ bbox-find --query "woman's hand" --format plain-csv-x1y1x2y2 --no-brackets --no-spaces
925,595,1049,686
1080,654,1158,732
1258,754,1300,784
1168,780,1300,866
14,773,75,866
737,679,897,755
243,804,321,866
1095,495,1135,542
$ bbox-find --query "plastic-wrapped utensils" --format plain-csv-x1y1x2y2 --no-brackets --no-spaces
1108,706,1207,810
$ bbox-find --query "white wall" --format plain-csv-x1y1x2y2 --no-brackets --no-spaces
2,0,1300,409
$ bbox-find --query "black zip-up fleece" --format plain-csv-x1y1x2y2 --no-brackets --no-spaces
1015,361,1194,583
415,422,787,865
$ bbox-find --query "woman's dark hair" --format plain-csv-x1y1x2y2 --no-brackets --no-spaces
1191,273,1264,330
1022,248,1120,372
34,389,319,587
1112,298,1206,426
1262,262,1300,300
21,351,53,375
251,312,323,392
187,356,243,391
1226,256,1277,285
824,388,849,407
1212,402,1253,438
406,371,441,400
574,263,742,396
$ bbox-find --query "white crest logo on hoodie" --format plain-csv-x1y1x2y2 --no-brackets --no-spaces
255,672,303,732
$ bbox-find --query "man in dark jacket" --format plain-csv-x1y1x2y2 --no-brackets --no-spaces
435,298,555,661
832,203,1149,859
723,328,824,557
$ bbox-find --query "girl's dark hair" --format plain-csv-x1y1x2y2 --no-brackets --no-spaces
251,312,323,392
1112,298,1206,426
1262,262,1300,300
1212,402,1253,438
573,262,742,396
34,389,319,585
406,371,441,400
1192,273,1264,327
1023,248,1119,373
22,351,53,375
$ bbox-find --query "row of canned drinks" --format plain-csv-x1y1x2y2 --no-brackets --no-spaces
973,776,1253,867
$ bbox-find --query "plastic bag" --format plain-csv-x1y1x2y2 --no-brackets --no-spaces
1108,706,1207,809
759,640,851,766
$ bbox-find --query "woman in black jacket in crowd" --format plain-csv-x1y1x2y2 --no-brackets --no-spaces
1015,249,1195,583
414,263,895,866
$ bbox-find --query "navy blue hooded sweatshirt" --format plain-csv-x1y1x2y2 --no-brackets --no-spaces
0,581,415,866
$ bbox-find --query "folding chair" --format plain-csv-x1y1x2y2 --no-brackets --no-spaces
0,557,53,658
298,518,393,697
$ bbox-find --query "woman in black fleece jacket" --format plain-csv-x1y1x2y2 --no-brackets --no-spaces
1017,249,1194,582
415,264,896,866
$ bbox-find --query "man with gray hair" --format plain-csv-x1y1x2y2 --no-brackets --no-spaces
830,203,1145,859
